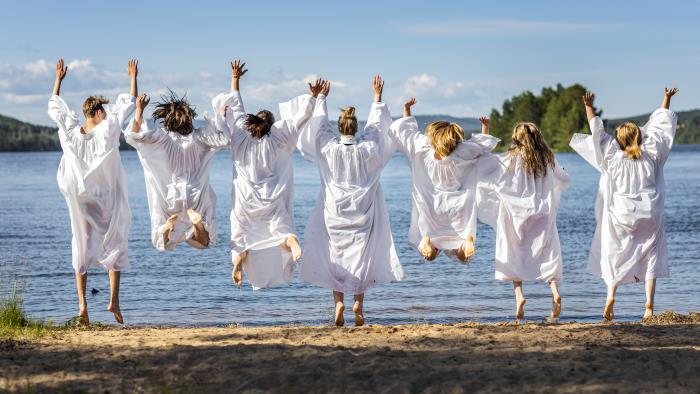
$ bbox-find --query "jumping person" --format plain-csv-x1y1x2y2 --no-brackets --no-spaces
48,59,138,325
298,76,404,326
125,75,230,251
215,60,316,289
570,88,679,321
477,120,570,322
388,99,499,263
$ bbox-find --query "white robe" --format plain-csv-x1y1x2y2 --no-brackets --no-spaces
47,94,135,273
298,96,404,294
214,91,315,289
124,98,230,251
477,153,570,282
388,117,500,260
570,109,677,286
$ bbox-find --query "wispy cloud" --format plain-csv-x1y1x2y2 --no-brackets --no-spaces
392,19,612,37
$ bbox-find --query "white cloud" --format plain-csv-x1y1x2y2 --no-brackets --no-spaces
1,93,46,104
393,19,611,37
403,74,438,96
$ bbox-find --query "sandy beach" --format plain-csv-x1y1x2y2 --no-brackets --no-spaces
1,312,699,393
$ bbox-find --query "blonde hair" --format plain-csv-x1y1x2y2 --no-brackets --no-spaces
425,121,464,158
615,122,642,160
338,107,358,136
508,122,555,178
82,96,109,118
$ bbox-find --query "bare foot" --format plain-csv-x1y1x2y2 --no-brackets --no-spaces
352,301,364,327
419,236,438,261
186,208,202,225
78,303,89,326
643,304,653,320
603,298,615,321
456,235,476,262
335,302,345,327
283,236,302,262
516,296,526,322
163,214,179,246
551,295,562,319
107,303,124,324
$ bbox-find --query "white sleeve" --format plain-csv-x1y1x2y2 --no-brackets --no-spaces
552,160,571,193
570,116,616,173
195,114,231,150
212,91,246,133
105,94,137,137
455,133,501,160
362,101,395,166
47,95,80,141
642,108,677,165
296,94,335,163
123,118,165,146
279,94,316,144
388,116,422,157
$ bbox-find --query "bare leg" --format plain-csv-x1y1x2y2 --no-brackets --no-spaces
283,235,302,262
513,281,526,322
107,270,123,324
419,236,438,261
353,294,365,327
456,235,476,262
163,214,179,247
644,279,656,319
231,250,248,288
550,280,562,319
604,285,617,321
187,209,209,248
75,272,89,326
333,291,345,327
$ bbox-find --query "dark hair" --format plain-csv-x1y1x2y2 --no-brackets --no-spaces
244,110,275,139
152,90,197,136
82,96,109,117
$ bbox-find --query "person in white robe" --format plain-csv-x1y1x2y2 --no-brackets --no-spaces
388,99,499,263
570,89,678,321
125,88,230,251
213,60,316,290
477,120,570,322
47,59,138,325
298,76,404,326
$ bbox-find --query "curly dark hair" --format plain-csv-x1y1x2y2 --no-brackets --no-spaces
244,110,275,139
152,90,197,135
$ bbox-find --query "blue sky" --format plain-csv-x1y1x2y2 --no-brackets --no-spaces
1,0,698,125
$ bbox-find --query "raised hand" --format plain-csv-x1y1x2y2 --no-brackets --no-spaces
479,116,489,135
662,87,679,109
582,91,595,107
136,93,150,111
56,59,68,80
132,94,150,132
308,78,324,98
372,75,384,102
128,59,138,77
128,59,139,97
320,80,331,97
403,98,416,117
53,59,68,96
231,60,247,79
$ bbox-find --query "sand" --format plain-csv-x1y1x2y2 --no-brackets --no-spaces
2,311,700,393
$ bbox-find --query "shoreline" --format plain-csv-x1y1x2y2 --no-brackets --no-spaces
2,312,699,393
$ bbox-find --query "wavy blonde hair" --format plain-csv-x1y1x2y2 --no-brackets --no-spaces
425,121,464,158
508,122,555,178
615,122,642,160
338,107,358,136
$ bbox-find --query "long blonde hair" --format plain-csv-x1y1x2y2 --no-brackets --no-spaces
338,107,358,136
425,121,464,158
615,122,642,160
508,122,555,178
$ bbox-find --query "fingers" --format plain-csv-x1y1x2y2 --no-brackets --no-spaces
404,98,416,107
479,116,489,124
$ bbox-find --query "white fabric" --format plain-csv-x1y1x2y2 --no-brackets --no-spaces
213,91,315,289
124,97,230,251
48,94,135,273
298,95,404,294
477,152,570,282
388,116,500,259
570,109,677,286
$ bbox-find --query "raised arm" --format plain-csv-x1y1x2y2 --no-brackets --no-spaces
230,60,247,93
131,94,150,133
403,97,415,117
661,87,678,109
296,80,333,162
479,116,489,135
363,75,387,142
52,59,67,96
389,98,422,157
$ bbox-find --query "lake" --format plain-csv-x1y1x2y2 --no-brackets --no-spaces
0,146,698,326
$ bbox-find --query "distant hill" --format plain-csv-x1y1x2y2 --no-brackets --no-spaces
1,111,698,152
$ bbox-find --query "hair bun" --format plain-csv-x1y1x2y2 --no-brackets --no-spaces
340,106,356,119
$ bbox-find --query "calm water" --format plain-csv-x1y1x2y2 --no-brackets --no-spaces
1,147,698,326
